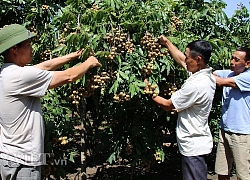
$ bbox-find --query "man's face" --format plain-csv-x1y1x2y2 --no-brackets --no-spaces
16,39,33,66
230,51,248,75
184,48,199,73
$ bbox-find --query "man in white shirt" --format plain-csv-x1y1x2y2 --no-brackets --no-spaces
147,35,216,180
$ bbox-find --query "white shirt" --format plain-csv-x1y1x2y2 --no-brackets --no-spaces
0,63,53,166
171,68,216,156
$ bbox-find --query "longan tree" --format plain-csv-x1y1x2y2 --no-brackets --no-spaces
0,0,249,179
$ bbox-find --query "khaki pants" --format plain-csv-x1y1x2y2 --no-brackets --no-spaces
215,129,250,180
0,158,41,180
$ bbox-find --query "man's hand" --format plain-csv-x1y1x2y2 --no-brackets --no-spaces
68,49,84,59
157,35,186,68
85,56,102,68
158,35,168,46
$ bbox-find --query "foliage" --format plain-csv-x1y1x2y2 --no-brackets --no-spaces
0,0,249,179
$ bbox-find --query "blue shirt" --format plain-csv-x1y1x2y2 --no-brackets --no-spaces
215,68,250,134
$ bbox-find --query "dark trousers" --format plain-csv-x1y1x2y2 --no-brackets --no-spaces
181,154,208,180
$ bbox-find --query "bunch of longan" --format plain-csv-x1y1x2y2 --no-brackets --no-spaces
83,72,111,97
113,92,130,103
162,82,179,114
91,3,99,11
29,26,37,34
40,49,51,61
163,82,178,96
58,136,68,145
69,72,111,103
41,4,50,11
105,28,135,60
171,16,183,29
58,36,66,45
140,32,169,76
140,32,163,60
141,60,154,76
69,90,82,105
144,82,159,98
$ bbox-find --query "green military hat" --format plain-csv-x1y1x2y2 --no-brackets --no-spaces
0,24,36,54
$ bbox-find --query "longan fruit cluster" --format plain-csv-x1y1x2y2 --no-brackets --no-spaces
29,26,37,34
83,72,111,96
40,49,51,61
140,32,169,60
58,34,66,45
144,82,159,98
113,92,130,103
63,23,70,32
69,90,82,105
91,3,99,11
41,5,50,11
69,72,112,100
162,82,178,114
126,142,133,155
140,32,169,76
154,151,162,163
105,28,135,60
141,60,154,76
56,23,72,46
28,26,40,42
58,136,68,145
92,73,110,87
171,16,183,29
163,82,178,96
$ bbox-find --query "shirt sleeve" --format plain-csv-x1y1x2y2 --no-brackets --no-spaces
214,69,233,78
233,70,250,92
17,66,54,97
171,82,199,112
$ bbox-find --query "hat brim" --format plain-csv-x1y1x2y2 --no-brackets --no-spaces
0,30,36,54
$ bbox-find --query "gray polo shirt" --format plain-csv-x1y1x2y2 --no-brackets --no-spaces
0,63,53,166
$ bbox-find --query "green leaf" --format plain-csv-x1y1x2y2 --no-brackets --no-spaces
69,151,78,163
129,84,136,97
119,71,129,81
107,152,116,164
109,80,119,94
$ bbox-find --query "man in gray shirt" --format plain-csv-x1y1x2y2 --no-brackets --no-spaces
0,24,101,180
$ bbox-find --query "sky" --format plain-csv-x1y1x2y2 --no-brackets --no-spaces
223,0,250,17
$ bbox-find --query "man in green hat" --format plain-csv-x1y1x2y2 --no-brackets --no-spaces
0,24,101,179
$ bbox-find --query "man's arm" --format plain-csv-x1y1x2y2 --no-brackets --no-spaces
213,73,238,88
158,35,186,68
152,96,175,112
34,50,83,71
48,56,101,89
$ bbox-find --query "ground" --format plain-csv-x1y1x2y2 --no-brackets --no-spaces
63,149,237,180
64,163,237,180
48,131,237,180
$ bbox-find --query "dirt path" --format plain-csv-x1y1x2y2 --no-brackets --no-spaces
64,163,237,180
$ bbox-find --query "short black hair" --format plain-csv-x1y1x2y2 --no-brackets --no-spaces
186,40,212,64
236,47,250,62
